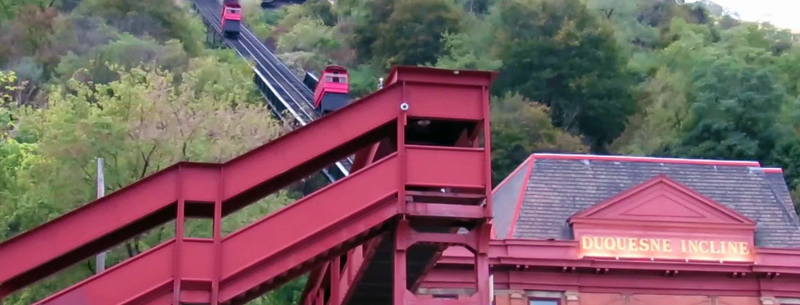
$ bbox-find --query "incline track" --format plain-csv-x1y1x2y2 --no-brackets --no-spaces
193,0,353,181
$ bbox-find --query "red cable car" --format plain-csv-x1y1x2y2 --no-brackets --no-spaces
221,0,242,39
313,65,351,115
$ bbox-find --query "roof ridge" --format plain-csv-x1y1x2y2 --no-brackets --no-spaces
532,153,762,167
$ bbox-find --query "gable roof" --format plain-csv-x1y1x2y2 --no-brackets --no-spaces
491,153,800,248
569,174,756,228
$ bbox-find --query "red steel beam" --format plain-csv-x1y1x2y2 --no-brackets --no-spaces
302,137,395,305
310,93,492,305
35,143,490,304
3,66,496,305
0,83,406,294
35,154,401,305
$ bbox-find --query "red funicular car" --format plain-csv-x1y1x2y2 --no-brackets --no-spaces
313,65,351,115
221,0,242,39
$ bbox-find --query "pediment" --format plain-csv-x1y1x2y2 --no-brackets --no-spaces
569,175,755,227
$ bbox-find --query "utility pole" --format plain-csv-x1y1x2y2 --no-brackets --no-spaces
95,157,107,273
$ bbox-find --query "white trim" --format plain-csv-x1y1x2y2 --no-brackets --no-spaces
533,153,761,166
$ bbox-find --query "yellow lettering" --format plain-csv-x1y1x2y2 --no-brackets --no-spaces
615,237,626,251
688,240,699,253
581,236,593,250
604,237,615,249
579,236,752,260
739,242,750,255
640,238,650,251
698,241,710,253
650,239,662,252
627,238,638,251
726,242,738,254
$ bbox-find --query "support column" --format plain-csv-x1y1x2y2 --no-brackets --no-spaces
331,257,341,305
394,219,410,305
393,219,491,305
475,222,491,305
211,168,224,305
173,166,185,304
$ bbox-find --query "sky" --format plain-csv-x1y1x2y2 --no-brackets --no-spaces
687,0,800,32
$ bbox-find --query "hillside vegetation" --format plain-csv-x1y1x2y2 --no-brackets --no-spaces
1,0,800,304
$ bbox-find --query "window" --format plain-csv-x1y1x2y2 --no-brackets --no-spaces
530,299,559,305
325,75,348,84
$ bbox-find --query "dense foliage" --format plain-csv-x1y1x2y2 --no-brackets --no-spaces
2,0,800,303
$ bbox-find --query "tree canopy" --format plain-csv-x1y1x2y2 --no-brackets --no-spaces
3,0,800,303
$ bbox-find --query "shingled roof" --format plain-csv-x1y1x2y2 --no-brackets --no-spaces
491,153,800,248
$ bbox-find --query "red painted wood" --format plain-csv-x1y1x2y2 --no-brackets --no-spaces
422,239,800,299
424,268,800,298
567,175,757,262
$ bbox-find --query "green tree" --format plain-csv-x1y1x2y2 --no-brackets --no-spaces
371,0,462,68
491,0,635,152
435,14,502,71
660,57,789,162
0,0,60,20
491,92,588,185
2,57,292,304
277,17,337,51
349,0,395,62
610,68,689,155
73,0,205,55
54,34,190,85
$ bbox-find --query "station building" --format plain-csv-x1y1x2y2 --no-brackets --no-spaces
420,153,800,305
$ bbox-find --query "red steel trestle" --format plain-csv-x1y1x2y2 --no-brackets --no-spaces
306,74,495,305
391,108,492,305
0,67,495,305
393,219,491,305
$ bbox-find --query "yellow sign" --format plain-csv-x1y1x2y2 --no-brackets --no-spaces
579,235,753,261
